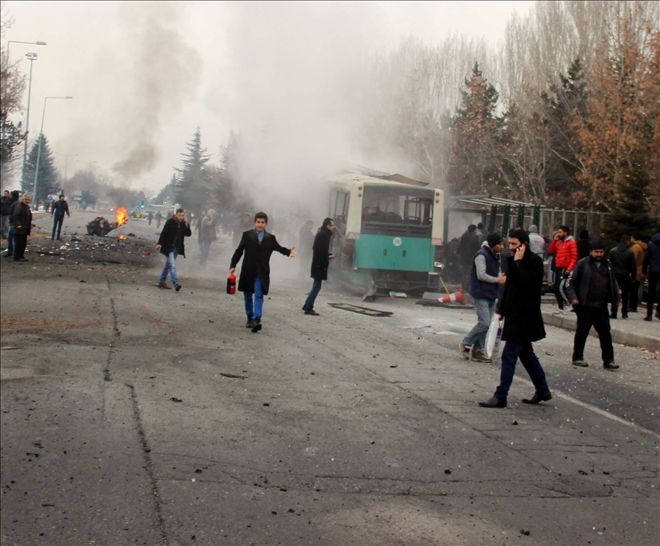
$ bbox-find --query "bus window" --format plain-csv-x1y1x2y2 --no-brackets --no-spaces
362,186,433,235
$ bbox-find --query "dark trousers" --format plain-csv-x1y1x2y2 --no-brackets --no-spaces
630,280,641,311
13,233,27,260
303,278,323,311
52,215,65,239
647,272,660,318
572,305,614,364
494,341,549,401
611,274,631,317
553,268,567,309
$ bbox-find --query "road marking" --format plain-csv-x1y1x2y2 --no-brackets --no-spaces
514,376,660,439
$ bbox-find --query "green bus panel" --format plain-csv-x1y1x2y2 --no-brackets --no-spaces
355,234,434,272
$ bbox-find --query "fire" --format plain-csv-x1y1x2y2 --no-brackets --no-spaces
115,207,128,226
118,234,127,241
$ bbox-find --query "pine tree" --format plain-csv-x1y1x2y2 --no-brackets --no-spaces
155,174,178,205
448,63,504,195
604,160,657,242
175,127,211,215
22,134,60,202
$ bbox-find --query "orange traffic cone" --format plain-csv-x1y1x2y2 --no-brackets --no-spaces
438,290,465,304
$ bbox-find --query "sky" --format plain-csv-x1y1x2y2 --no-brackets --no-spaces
2,1,534,197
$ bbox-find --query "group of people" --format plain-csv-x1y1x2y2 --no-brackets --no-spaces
460,224,660,409
155,210,335,333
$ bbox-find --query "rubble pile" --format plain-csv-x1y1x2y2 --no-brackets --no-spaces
30,232,160,268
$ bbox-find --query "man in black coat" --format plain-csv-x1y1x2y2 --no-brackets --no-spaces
11,194,33,262
156,208,192,291
479,230,552,408
230,211,297,332
607,235,635,319
51,194,71,240
566,239,620,370
302,217,335,316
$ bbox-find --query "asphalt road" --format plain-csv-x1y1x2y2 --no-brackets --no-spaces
1,211,658,545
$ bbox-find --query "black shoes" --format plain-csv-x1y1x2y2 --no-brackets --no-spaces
478,396,507,408
305,310,320,316
603,362,620,370
251,319,262,333
522,392,552,404
572,360,588,367
158,283,171,289
246,319,256,328
175,284,182,292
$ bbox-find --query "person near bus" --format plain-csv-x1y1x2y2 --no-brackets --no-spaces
51,194,70,241
459,233,506,363
302,217,335,316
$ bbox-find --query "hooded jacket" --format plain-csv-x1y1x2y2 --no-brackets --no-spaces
548,236,578,271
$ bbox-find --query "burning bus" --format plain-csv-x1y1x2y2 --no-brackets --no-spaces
326,171,444,297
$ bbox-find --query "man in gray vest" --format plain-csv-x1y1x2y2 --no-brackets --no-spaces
459,233,507,363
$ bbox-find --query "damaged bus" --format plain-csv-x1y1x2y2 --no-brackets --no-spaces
327,172,444,297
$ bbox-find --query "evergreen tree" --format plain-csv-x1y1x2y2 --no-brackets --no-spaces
22,134,60,202
448,63,504,195
174,127,211,215
154,174,178,205
604,160,657,242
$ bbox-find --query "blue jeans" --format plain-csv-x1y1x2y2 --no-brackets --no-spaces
303,279,323,311
494,341,550,401
159,251,179,285
463,298,495,349
244,276,264,320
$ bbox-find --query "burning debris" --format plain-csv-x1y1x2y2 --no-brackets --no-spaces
86,208,129,237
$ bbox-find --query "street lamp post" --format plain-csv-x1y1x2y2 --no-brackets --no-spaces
20,52,38,189
4,40,47,67
32,96,73,210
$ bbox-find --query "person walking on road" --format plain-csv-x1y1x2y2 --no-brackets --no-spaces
302,217,335,316
479,230,552,408
608,236,636,319
547,225,578,312
459,233,506,363
51,194,70,241
3,190,19,258
156,208,192,291
629,233,647,313
230,212,297,333
155,211,163,229
565,239,620,370
11,194,33,262
643,230,660,321
198,209,218,266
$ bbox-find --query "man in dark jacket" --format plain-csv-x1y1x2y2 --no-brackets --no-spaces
11,194,33,262
301,217,335,316
457,225,480,289
1,190,11,243
608,236,636,319
460,233,506,362
51,194,71,240
566,239,620,370
230,211,297,333
643,230,660,321
479,230,551,408
156,208,191,291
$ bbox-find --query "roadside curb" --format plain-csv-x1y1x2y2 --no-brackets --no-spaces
542,312,660,353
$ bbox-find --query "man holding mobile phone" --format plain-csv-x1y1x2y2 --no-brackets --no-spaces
156,208,192,291
479,230,552,408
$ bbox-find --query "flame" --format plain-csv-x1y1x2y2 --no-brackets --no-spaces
115,207,128,226
118,234,127,241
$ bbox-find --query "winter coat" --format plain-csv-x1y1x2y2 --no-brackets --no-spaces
11,202,33,236
51,200,70,217
157,216,191,257
630,240,648,281
199,217,217,243
565,256,620,306
608,243,635,278
644,233,660,275
547,236,578,271
310,226,333,281
6,193,19,225
468,245,500,301
230,230,292,295
0,196,12,216
497,250,546,343
457,231,480,268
